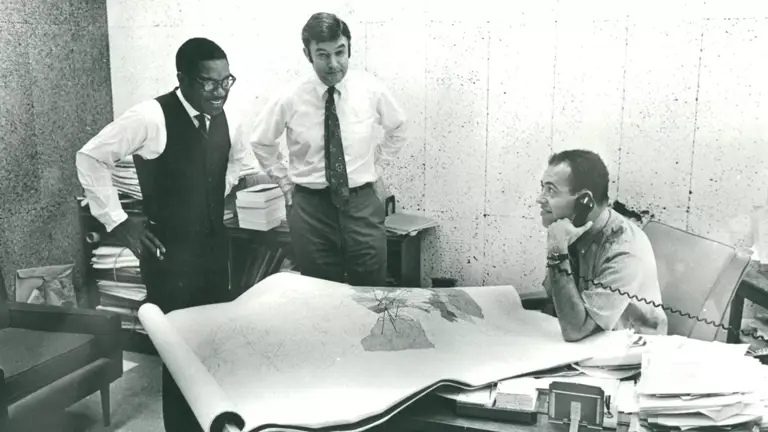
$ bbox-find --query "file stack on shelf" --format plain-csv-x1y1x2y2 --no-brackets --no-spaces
635,336,768,431
111,157,142,200
91,245,147,334
235,184,285,231
385,212,439,236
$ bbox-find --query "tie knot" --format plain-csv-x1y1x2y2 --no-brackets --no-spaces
195,113,206,124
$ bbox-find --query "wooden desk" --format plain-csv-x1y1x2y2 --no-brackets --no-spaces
224,217,428,294
224,218,292,299
370,393,630,432
728,262,768,343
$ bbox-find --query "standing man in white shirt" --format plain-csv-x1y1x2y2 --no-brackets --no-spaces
76,37,246,432
248,12,408,287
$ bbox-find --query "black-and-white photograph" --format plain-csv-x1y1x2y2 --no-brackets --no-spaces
2,1,768,431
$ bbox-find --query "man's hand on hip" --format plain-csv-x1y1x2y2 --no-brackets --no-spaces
373,176,388,203
112,217,166,260
282,185,294,216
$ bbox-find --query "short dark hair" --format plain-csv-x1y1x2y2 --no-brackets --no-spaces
548,149,610,205
301,12,352,57
175,38,228,77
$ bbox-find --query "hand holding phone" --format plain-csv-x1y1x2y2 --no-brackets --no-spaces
572,193,595,228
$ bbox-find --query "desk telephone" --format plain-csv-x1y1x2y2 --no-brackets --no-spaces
549,193,768,348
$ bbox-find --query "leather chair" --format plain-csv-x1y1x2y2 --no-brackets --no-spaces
0,271,123,431
520,220,751,342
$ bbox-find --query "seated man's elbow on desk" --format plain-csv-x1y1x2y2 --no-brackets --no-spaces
560,316,601,342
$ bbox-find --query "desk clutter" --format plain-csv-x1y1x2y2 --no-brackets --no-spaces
234,184,285,231
90,245,146,334
111,157,142,199
383,195,438,236
441,334,768,431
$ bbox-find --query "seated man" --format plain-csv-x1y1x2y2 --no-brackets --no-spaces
537,149,668,341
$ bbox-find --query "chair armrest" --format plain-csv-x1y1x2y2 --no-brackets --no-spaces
519,291,552,311
8,302,121,336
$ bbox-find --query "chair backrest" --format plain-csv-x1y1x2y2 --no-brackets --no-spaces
643,221,751,341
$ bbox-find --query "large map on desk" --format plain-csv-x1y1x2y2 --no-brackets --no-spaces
138,272,632,432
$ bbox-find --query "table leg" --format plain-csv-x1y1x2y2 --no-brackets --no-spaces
727,293,745,343
400,234,423,288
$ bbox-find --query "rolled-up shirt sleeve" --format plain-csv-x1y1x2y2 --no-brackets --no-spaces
76,100,164,232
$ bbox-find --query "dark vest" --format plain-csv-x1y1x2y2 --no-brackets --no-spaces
133,90,231,248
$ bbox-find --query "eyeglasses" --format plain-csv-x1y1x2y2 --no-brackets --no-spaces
193,75,236,92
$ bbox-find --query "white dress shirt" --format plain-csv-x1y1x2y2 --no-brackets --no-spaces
76,88,248,232
246,69,408,194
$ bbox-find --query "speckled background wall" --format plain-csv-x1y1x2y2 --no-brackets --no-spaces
106,0,768,295
0,0,112,300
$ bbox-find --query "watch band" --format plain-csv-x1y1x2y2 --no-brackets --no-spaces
546,253,569,268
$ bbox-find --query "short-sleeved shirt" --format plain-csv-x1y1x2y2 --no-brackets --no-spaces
543,208,668,335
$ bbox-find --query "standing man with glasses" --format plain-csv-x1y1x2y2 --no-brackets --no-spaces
76,37,245,432
247,12,409,287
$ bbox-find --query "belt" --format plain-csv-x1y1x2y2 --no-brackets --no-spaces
294,182,373,195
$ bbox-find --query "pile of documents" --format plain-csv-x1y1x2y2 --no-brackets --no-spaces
385,211,439,236
91,245,146,333
634,336,768,431
235,184,285,231
111,157,142,200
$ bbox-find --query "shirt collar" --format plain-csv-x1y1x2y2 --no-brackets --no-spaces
174,88,208,121
311,72,349,101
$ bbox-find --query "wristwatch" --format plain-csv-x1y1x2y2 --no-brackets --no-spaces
546,253,569,268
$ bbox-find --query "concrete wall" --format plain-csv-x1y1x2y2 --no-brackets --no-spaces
0,0,113,300
106,0,768,294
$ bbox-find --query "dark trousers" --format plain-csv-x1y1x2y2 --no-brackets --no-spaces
139,228,230,432
288,183,387,286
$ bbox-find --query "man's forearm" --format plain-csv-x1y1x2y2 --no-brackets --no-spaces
375,128,407,176
549,262,594,341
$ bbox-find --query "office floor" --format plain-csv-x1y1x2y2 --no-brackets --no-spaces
28,351,164,432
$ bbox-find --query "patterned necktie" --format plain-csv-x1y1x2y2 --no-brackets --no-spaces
324,86,350,207
195,113,208,138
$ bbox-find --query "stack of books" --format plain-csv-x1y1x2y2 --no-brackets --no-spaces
635,336,768,430
91,245,146,333
235,184,285,231
111,157,142,200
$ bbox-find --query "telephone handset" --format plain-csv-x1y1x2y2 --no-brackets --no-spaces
552,193,768,347
572,193,594,228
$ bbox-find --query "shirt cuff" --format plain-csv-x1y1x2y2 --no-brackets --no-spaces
104,211,129,233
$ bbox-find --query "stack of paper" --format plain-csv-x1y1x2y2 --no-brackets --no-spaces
112,157,142,200
385,212,438,236
91,246,147,333
235,184,285,231
635,337,768,430
109,155,262,203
